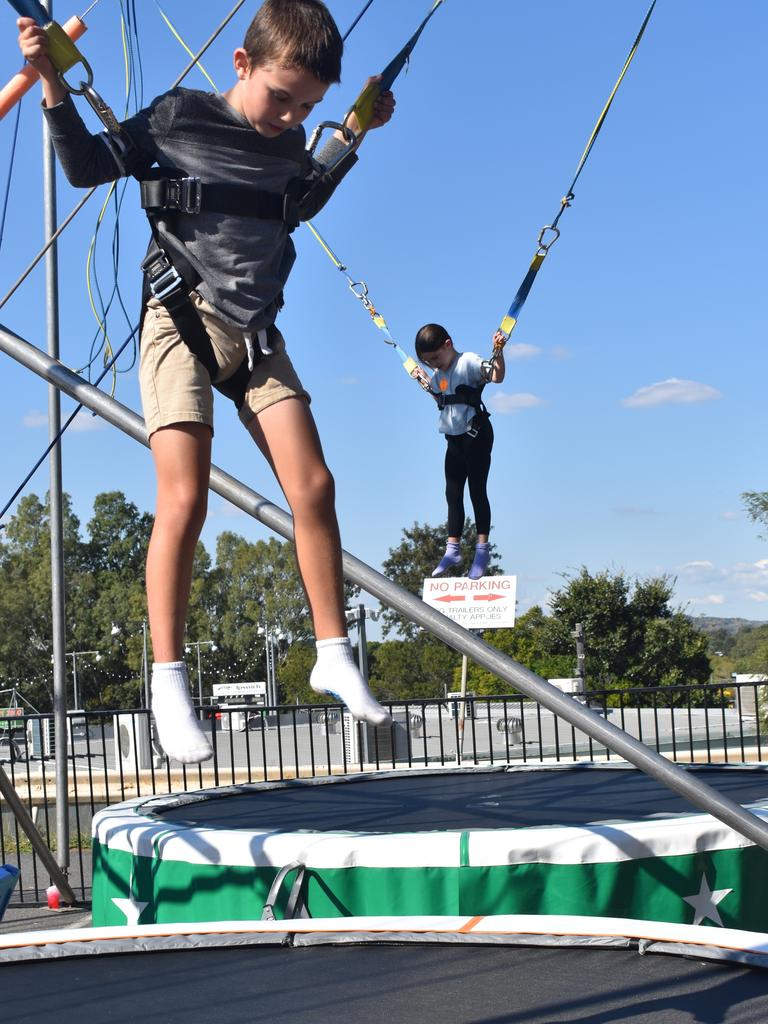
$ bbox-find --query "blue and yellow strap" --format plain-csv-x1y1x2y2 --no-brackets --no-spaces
7,0,93,88
349,0,447,134
306,221,432,393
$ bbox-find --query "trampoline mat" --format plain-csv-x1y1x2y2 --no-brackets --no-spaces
156,767,768,832
3,942,768,1024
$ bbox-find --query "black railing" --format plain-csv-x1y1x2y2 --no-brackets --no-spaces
1,680,765,904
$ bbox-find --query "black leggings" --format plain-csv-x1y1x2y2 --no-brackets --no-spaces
444,417,494,537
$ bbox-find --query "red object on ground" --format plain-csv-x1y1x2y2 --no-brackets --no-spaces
46,884,60,910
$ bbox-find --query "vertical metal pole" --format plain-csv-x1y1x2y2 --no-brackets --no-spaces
268,636,276,706
42,0,69,873
71,654,78,711
457,654,468,762
142,620,150,709
196,644,203,707
573,622,586,693
357,604,369,685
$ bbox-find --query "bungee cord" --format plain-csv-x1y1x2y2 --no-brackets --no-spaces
0,0,249,525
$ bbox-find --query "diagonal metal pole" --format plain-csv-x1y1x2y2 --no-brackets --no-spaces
3,320,768,853
0,764,76,905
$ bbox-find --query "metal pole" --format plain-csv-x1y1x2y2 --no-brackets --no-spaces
357,604,369,685
573,622,586,693
457,654,468,762
71,653,78,711
142,620,150,709
41,0,69,875
196,644,203,707
268,636,276,706
5,327,768,852
0,764,76,905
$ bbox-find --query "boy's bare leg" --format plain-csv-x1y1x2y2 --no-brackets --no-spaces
248,398,389,725
145,424,213,762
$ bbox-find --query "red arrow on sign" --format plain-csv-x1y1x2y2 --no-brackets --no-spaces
474,594,505,602
435,595,466,603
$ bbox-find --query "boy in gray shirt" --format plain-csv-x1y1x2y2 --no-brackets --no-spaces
18,0,394,761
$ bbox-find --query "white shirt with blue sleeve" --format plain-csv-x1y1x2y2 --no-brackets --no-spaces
430,351,486,436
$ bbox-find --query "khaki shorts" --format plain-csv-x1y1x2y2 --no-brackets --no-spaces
139,291,309,437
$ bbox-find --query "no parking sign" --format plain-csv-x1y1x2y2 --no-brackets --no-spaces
421,575,517,630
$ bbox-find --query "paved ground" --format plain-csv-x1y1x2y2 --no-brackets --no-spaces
0,851,92,935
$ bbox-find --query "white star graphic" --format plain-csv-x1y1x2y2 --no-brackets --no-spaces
112,896,149,925
683,874,733,927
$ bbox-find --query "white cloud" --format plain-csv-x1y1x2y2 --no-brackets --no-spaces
69,410,105,432
505,343,542,360
339,376,360,385
614,506,656,517
550,346,571,361
22,410,47,428
621,378,722,408
688,594,726,606
23,408,104,432
488,392,547,415
207,502,246,520
720,511,740,521
749,592,768,603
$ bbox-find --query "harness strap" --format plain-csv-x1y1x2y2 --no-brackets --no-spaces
140,174,303,230
140,240,267,412
436,384,486,411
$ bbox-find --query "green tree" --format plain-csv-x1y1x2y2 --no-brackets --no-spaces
368,635,460,700
0,493,84,709
731,624,768,676
546,567,710,694
76,492,154,709
464,606,573,695
381,520,502,639
743,491,768,539
278,642,318,704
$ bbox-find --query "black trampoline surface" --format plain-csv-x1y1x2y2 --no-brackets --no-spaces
4,942,768,1024
153,766,768,833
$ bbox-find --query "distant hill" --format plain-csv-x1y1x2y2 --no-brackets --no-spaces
688,616,768,638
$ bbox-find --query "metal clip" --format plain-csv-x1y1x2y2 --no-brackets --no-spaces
282,192,300,230
141,251,182,302
81,84,121,134
166,177,202,215
536,224,561,254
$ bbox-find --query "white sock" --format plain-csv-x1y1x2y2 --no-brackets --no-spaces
151,661,213,764
310,638,391,727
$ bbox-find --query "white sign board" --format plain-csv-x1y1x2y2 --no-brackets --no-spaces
213,681,267,698
421,575,517,629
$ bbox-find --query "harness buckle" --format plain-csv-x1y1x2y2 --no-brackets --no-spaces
282,192,301,231
141,250,183,301
166,176,202,214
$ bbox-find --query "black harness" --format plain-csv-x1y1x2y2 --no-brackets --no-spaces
138,167,313,410
435,383,491,438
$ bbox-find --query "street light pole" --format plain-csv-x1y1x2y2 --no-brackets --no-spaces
184,639,217,707
141,620,149,709
64,650,100,710
345,605,378,686
112,621,151,707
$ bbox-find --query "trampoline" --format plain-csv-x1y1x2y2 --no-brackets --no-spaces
91,764,768,930
1,915,768,1024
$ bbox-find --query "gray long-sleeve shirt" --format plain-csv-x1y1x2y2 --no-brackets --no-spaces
44,88,357,331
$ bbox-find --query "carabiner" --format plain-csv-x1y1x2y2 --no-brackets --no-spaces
536,224,561,254
306,119,357,158
348,279,369,302
81,84,122,135
57,55,94,96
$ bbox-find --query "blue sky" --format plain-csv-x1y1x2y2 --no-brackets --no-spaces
0,0,766,626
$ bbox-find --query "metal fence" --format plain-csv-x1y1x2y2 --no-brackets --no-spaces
1,679,765,904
